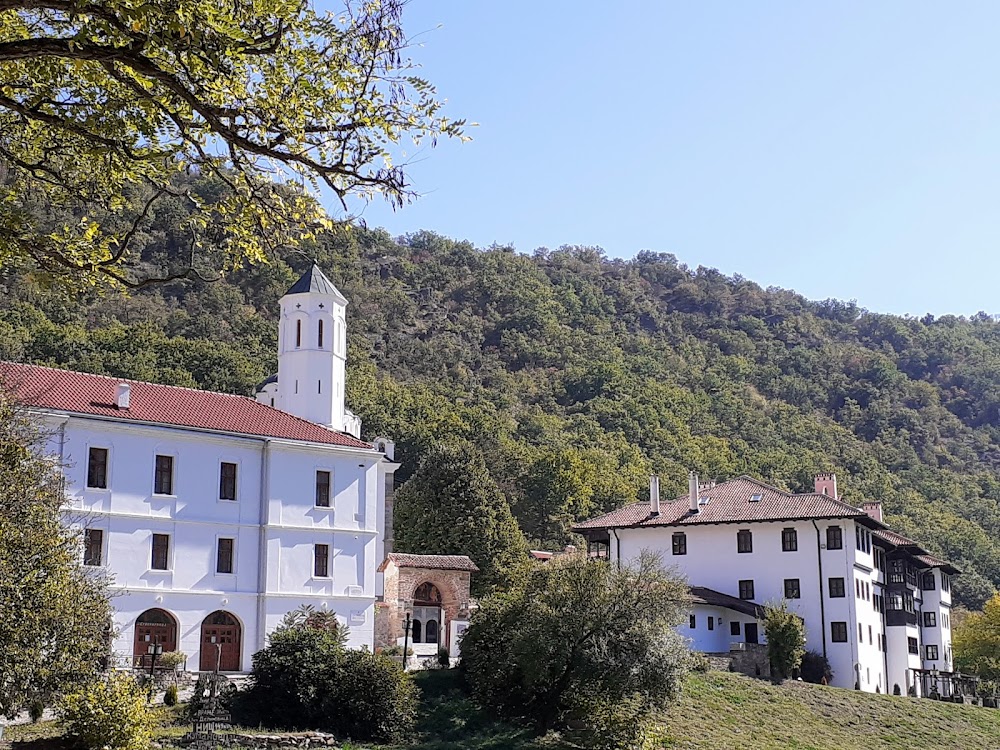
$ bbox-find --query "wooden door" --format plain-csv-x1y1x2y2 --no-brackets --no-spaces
745,622,759,644
200,611,241,671
133,609,177,667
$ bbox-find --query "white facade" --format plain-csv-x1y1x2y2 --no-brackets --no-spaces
580,474,956,695
26,266,397,673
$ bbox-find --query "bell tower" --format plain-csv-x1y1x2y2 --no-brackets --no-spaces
274,264,349,430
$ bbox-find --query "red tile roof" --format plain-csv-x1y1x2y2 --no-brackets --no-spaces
377,553,480,573
0,361,371,449
574,476,865,530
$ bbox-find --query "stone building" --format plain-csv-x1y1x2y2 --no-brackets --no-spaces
376,554,478,658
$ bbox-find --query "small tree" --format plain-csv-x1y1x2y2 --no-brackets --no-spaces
394,440,528,595
799,650,833,684
460,551,689,749
761,601,805,683
954,594,1000,680
57,673,152,750
0,398,114,718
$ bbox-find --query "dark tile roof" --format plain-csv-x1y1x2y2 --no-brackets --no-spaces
285,264,348,303
378,553,480,573
689,586,765,618
574,476,864,530
1,361,371,449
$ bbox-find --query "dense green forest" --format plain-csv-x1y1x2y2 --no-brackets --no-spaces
3,176,1000,608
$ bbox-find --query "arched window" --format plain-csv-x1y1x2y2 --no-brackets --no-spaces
414,582,442,604
318,319,324,348
411,619,422,642
425,618,438,644
295,319,302,347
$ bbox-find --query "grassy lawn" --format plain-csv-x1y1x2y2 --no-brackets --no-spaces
7,671,1000,750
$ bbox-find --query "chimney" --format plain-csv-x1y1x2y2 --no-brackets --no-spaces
649,475,660,516
116,382,131,410
861,501,883,523
814,473,837,499
689,471,699,513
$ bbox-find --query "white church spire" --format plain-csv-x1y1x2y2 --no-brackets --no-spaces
256,264,353,434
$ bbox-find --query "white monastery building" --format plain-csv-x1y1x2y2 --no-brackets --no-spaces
0,265,398,673
575,473,959,697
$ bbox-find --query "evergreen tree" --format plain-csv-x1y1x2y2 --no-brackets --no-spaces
393,441,527,595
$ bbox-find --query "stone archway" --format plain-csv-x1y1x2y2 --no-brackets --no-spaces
133,608,178,667
199,610,242,672
411,582,443,647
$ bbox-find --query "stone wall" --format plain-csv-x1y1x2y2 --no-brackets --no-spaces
728,644,771,680
176,731,341,750
377,563,472,652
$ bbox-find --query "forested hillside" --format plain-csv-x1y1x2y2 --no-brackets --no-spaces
3,176,1000,607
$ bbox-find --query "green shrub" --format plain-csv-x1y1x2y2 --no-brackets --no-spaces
164,684,178,706
57,672,152,750
893,683,902,695
230,605,418,743
28,700,44,723
762,601,806,683
687,652,711,673
437,647,450,668
461,552,689,750
157,651,187,672
799,651,833,684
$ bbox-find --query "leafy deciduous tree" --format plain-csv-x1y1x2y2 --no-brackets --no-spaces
460,551,689,749
762,601,806,683
954,594,1000,680
0,0,466,289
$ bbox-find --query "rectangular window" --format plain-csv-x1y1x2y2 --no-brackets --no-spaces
826,526,843,550
730,621,741,636
151,533,169,570
672,532,687,556
859,623,863,641
924,611,937,627
708,617,715,631
154,455,174,495
83,529,103,566
831,622,848,642
856,526,862,550
314,543,330,577
875,548,885,571
781,527,798,552
689,614,696,629
315,470,331,507
784,578,801,599
925,645,939,661
921,572,935,591
868,625,873,645
829,577,846,598
216,538,234,574
942,574,951,592
738,579,755,600
219,462,237,501
908,637,918,655
87,447,108,489
318,319,324,348
737,529,753,554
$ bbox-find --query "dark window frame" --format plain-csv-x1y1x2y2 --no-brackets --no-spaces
924,611,937,627
730,621,741,636
925,644,939,661
908,637,919,654
154,455,174,496
831,622,848,643
216,537,234,574
737,529,753,554
87,447,109,489
738,579,755,600
219,462,238,501
315,470,331,508
672,532,687,556
689,614,696,629
826,526,843,550
829,577,846,598
781,527,798,552
151,533,170,570
314,543,330,577
784,578,801,599
708,617,715,631
83,528,103,566
318,319,324,348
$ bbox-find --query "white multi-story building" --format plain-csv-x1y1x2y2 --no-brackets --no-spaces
0,265,398,673
575,473,958,696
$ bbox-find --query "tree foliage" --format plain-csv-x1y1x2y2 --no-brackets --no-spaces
57,672,152,750
0,0,465,289
953,594,1000,680
0,398,113,719
2,201,1000,605
231,604,417,742
762,601,806,683
393,440,528,595
460,552,689,749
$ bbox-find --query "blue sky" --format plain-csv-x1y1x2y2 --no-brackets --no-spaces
326,1,1000,316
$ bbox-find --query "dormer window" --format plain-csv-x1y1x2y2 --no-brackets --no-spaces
750,493,762,503
698,495,710,505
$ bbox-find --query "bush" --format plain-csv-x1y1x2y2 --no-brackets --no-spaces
164,684,178,706
799,651,833,684
893,683,902,695
230,605,418,743
461,552,689,749
57,672,152,750
380,644,413,657
762,601,806,683
687,652,711,673
29,700,44,723
158,651,187,672
437,647,450,668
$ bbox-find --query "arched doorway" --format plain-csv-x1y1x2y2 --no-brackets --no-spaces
411,582,443,649
200,611,242,672
133,608,178,668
